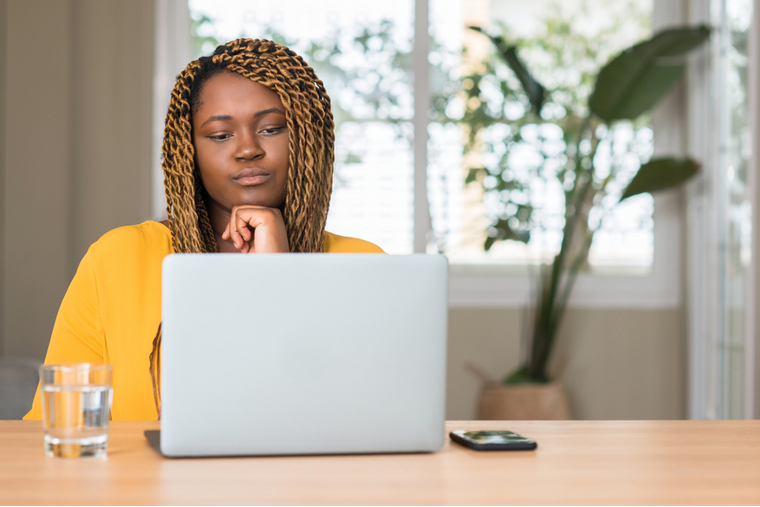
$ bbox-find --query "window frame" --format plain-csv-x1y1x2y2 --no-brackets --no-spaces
152,0,193,222
449,193,682,308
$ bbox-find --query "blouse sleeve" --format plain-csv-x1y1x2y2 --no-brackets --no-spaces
23,249,106,420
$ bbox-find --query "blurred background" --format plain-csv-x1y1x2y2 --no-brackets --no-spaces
1,0,758,420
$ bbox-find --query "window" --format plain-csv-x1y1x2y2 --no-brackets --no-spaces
686,0,756,419
155,0,681,307
432,0,656,269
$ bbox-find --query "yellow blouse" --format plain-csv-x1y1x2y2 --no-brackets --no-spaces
24,221,384,421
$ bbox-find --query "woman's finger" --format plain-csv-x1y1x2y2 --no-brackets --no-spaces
239,221,252,241
234,212,253,247
228,208,244,249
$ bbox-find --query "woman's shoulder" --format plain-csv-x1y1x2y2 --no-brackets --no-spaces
323,231,385,253
88,221,173,260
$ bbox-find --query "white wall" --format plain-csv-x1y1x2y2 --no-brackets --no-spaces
1,0,153,359
447,307,686,420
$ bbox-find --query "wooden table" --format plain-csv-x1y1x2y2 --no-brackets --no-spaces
1,420,759,505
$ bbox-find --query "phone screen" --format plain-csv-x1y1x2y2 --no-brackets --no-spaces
450,430,537,450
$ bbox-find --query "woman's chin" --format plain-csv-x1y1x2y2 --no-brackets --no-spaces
204,192,285,214
229,190,285,210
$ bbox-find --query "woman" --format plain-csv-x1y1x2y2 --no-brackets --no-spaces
24,39,383,421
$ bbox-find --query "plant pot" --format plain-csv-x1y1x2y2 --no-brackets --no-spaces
476,381,572,420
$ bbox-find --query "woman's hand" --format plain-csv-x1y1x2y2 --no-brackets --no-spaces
221,205,289,253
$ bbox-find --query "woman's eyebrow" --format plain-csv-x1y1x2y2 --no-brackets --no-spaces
254,107,285,119
200,108,284,128
200,115,232,127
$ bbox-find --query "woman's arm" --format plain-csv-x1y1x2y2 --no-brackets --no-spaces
23,250,106,420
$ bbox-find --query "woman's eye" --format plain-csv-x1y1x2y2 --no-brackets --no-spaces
208,134,232,141
260,126,286,136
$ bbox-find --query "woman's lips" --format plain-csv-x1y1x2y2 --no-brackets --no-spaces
233,169,270,186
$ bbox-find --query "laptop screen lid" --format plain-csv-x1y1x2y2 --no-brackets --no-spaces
160,253,448,457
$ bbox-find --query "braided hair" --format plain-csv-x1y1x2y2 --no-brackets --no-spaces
149,39,335,417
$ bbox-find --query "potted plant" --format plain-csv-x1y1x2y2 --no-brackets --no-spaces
462,20,711,419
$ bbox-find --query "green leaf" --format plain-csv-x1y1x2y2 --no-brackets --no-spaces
468,26,546,116
494,218,530,243
483,219,530,251
589,25,711,122
621,157,700,201
465,167,486,184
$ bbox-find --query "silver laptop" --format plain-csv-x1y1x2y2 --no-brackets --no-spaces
147,253,448,458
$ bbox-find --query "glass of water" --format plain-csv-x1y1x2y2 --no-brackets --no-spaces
39,363,113,458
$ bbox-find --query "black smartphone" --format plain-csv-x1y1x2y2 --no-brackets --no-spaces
449,430,537,451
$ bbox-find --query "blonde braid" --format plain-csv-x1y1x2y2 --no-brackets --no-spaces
150,39,335,418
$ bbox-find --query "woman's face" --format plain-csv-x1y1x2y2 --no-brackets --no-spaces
192,71,289,211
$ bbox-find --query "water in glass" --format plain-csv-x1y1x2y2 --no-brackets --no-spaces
41,384,111,458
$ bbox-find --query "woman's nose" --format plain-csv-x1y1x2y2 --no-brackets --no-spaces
235,131,264,161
